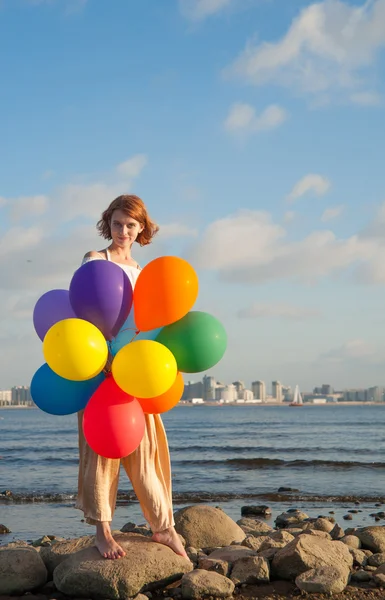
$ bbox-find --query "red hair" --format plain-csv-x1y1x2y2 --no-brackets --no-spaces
97,195,159,246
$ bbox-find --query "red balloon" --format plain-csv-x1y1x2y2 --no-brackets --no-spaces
83,377,145,459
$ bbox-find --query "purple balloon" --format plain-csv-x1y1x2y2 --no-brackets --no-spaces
69,261,133,340
33,289,77,341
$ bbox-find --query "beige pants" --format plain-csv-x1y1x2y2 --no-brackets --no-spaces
75,410,175,533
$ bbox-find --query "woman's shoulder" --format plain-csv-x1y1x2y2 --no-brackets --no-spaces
83,250,106,259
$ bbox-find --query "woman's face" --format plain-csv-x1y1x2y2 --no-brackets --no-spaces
110,209,143,247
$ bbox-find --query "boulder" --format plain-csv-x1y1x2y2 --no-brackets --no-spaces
272,535,353,580
208,545,258,563
259,531,294,551
40,534,95,575
295,565,349,594
310,518,335,533
0,546,47,595
356,527,385,553
230,556,270,585
197,557,230,576
236,518,273,537
54,533,192,600
341,535,361,548
330,524,345,540
349,548,368,567
174,506,245,549
241,505,271,517
352,570,372,582
275,510,309,529
241,535,266,551
181,569,234,599
368,553,385,567
0,524,10,534
300,530,330,539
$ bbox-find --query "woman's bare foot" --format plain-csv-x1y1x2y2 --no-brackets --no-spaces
152,526,189,560
95,522,126,559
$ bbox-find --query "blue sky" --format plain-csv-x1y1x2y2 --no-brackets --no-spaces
2,0,385,393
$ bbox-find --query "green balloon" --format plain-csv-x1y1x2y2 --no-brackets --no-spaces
156,311,227,373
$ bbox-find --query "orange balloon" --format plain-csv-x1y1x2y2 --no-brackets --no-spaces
137,372,184,414
134,257,199,331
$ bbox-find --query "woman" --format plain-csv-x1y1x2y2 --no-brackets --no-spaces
76,194,188,561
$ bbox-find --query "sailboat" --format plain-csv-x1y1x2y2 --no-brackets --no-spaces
289,384,303,407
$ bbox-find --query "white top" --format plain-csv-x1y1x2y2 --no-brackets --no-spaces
81,249,141,288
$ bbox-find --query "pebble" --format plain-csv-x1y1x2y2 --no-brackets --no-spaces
343,514,353,520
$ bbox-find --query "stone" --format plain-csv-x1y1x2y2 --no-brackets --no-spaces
295,565,349,594
373,573,385,587
174,505,245,549
208,545,258,564
186,547,198,564
0,546,47,595
32,535,53,547
230,556,270,585
368,553,385,567
241,535,265,551
236,517,273,537
343,514,353,521
181,570,234,599
197,557,230,576
272,535,353,580
356,526,385,553
0,524,10,534
258,547,279,561
278,487,299,492
349,548,368,567
241,505,271,517
53,533,192,600
259,531,294,551
328,524,345,539
352,570,372,582
300,530,330,540
120,522,151,536
310,518,335,533
341,535,361,548
40,534,95,575
275,510,309,529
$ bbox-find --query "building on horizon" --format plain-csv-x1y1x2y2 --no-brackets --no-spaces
252,380,266,401
0,390,11,406
11,386,32,406
183,380,203,401
232,380,245,393
203,375,216,401
272,381,283,402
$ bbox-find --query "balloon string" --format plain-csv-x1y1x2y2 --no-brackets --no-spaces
129,330,141,343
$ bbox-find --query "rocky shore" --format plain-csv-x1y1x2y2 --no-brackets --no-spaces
2,505,385,600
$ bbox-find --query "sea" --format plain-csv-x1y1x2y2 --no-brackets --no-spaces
1,404,384,545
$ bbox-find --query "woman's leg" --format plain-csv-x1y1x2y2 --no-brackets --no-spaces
76,410,125,559
121,413,187,558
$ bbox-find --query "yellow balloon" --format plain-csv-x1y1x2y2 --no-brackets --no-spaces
112,340,177,398
43,318,108,381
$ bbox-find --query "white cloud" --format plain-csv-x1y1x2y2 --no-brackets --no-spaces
179,0,234,20
238,302,321,320
350,91,382,106
287,174,331,202
321,204,344,221
0,226,44,257
224,103,288,135
116,154,148,178
224,0,385,103
320,339,376,363
284,210,296,223
9,195,49,222
189,205,385,284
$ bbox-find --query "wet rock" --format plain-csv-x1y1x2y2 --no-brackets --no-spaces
356,526,385,553
174,506,245,549
230,556,270,585
0,546,47,595
181,570,234,599
0,524,10,534
278,487,300,493
241,505,272,517
54,533,192,600
236,517,273,537
272,535,353,580
275,510,309,529
295,565,349,594
343,514,353,521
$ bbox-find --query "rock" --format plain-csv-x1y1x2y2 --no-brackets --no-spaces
186,547,198,564
295,565,349,594
349,548,368,567
259,531,294,551
230,556,270,585
356,526,385,553
341,534,361,548
0,546,47,595
208,546,258,563
135,595,150,600
368,553,385,567
120,522,151,536
236,517,273,537
311,518,335,533
32,535,54,547
352,569,372,582
174,505,245,549
343,514,353,521
241,535,265,551
2,540,29,548
54,533,192,600
272,535,353,580
330,524,345,540
300,530,331,540
40,534,95,575
181,570,234,599
258,547,279,561
285,528,305,537
278,487,299,492
275,510,309,529
197,557,230,576
345,527,357,535
241,505,271,517
373,572,385,587
0,524,10,534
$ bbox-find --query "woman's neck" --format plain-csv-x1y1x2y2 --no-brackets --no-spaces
108,243,132,261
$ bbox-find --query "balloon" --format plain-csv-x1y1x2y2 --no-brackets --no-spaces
109,308,162,357
137,372,184,414
83,377,145,459
43,318,108,381
69,260,133,340
156,311,227,373
112,340,177,398
134,256,199,331
31,364,104,415
33,289,77,341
